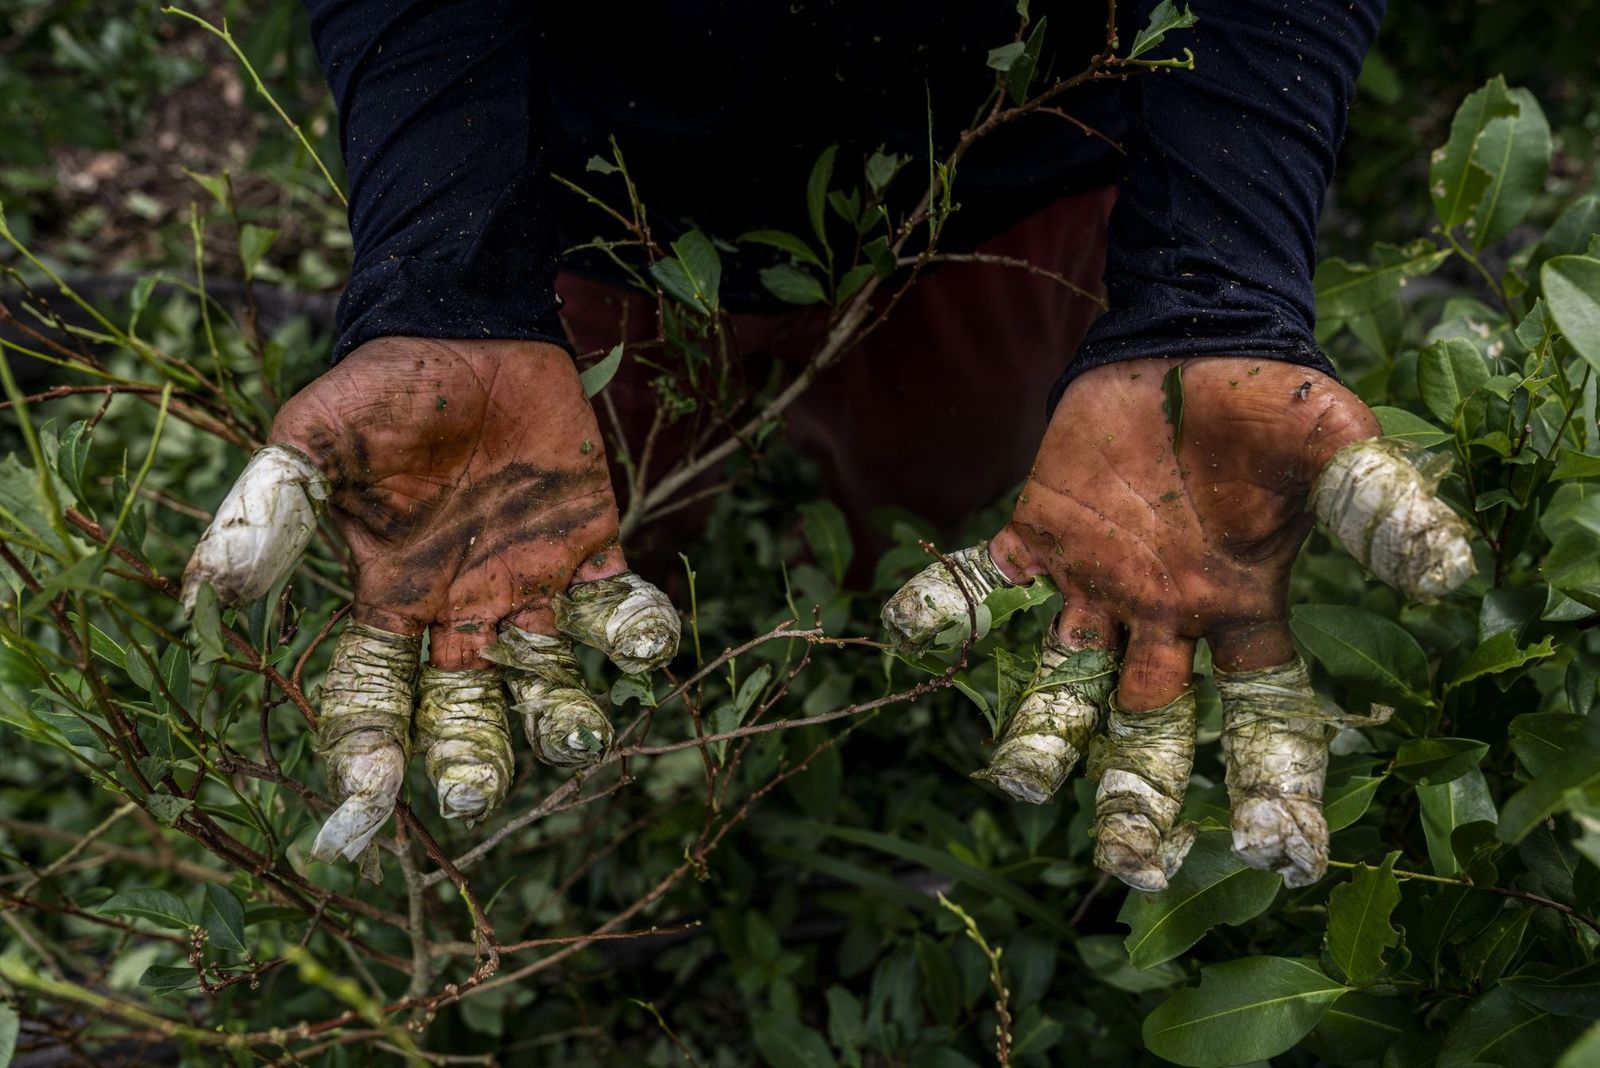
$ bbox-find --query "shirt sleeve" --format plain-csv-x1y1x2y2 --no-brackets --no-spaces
303,0,570,361
1049,0,1387,410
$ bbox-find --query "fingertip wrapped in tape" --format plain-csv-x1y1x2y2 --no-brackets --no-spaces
1087,689,1199,892
1310,437,1475,603
973,626,1117,805
310,623,418,865
182,444,330,613
555,572,680,674
881,541,1014,655
486,624,615,768
415,666,514,823
1215,656,1393,888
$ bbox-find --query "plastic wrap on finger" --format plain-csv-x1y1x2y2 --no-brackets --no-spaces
554,572,680,674
1309,437,1475,602
1087,690,1198,892
1216,656,1394,888
881,542,1013,655
486,625,614,768
973,624,1116,804
182,444,330,612
310,623,417,867
414,666,514,823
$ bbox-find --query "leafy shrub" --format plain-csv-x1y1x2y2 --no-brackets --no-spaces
1,6,1599,1068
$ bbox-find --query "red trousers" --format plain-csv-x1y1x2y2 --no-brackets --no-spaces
556,188,1115,565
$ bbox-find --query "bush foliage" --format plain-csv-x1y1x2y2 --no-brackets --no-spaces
2,3,1599,1066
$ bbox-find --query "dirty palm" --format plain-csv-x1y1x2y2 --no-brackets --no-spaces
4,0,1600,1066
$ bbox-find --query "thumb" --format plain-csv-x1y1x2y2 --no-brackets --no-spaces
181,444,330,612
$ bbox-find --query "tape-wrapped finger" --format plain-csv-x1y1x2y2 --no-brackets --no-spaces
554,572,680,674
1216,656,1394,888
182,444,330,612
310,623,417,866
1309,438,1475,602
486,625,614,768
881,541,1014,656
972,621,1116,804
1087,691,1198,892
414,666,514,823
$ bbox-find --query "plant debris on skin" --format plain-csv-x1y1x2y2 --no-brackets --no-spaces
1309,437,1475,602
880,541,1015,655
486,624,615,768
310,622,419,872
181,444,329,611
555,572,681,674
415,666,514,823
1216,656,1393,887
973,622,1117,804
1088,690,1199,892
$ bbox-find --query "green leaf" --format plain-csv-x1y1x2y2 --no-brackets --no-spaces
740,228,824,269
1498,736,1600,843
138,964,201,995
1326,854,1401,985
580,345,624,399
1006,16,1048,105
806,145,838,253
1306,991,1415,1065
1447,633,1555,692
669,230,722,312
200,884,248,954
986,41,1025,72
1127,1,1199,62
1119,832,1281,969
0,1003,17,1068
1077,934,1185,994
1418,769,1497,875
1290,605,1432,709
1315,240,1451,321
649,258,709,314
1142,957,1347,1068
835,264,875,304
1469,87,1551,250
1542,256,1600,375
584,154,619,174
146,793,193,826
798,500,852,583
825,985,865,1067
1391,737,1488,786
1325,775,1386,831
1418,337,1491,424
1162,364,1184,453
1510,713,1587,777
862,236,896,278
760,264,828,306
864,149,907,197
238,224,279,279
752,1011,837,1068
1439,985,1583,1067
100,888,194,930
184,169,230,207
1431,77,1520,231
915,935,961,1024
1556,1023,1600,1068
1505,962,1600,1020
1373,406,1451,448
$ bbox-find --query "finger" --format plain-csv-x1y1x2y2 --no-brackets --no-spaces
880,540,1017,655
309,622,418,866
1087,685,1199,892
972,608,1119,804
486,623,614,768
1309,437,1475,602
414,665,514,823
1212,653,1336,888
182,444,330,612
554,567,680,674
1117,627,1196,712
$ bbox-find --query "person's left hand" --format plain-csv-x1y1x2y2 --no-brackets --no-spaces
883,357,1472,890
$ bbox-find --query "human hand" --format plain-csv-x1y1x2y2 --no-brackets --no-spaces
183,338,679,866
883,358,1473,890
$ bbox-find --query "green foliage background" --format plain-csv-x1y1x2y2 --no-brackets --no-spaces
3,2,1600,1066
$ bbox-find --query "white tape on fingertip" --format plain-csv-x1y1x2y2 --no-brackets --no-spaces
182,444,330,612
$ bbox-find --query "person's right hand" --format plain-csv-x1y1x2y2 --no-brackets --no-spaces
183,338,679,866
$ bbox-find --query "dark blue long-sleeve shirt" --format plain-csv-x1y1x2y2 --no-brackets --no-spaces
302,1,1385,404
